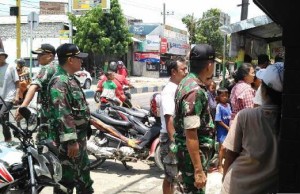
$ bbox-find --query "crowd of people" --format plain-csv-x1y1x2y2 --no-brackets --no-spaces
0,41,284,193
158,45,284,194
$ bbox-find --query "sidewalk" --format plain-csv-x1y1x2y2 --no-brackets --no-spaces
85,76,169,98
85,76,223,98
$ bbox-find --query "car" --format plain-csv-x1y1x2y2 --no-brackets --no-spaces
24,58,92,89
74,67,93,89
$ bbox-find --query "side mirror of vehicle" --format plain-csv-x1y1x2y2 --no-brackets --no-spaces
19,106,38,131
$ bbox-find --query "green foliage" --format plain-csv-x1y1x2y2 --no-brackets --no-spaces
182,8,225,56
182,14,197,44
69,0,132,57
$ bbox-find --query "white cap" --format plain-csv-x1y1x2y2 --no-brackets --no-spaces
256,69,266,80
256,63,284,92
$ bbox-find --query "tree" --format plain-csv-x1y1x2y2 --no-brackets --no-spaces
69,0,132,63
182,14,197,44
182,8,224,56
197,9,224,55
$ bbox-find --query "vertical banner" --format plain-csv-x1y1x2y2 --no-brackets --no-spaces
160,38,168,54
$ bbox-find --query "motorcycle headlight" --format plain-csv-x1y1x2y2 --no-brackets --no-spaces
44,151,62,182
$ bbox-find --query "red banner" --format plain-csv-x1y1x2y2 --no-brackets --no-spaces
160,38,168,54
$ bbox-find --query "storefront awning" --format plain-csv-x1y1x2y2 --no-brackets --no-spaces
219,15,283,59
131,37,142,42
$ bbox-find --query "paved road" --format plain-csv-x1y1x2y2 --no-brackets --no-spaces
2,91,222,194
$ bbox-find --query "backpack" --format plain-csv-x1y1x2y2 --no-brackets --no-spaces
149,92,161,118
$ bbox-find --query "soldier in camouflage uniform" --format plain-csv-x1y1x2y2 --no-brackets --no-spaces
174,44,216,194
15,43,57,142
48,43,93,194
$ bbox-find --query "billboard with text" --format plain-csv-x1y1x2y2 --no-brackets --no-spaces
73,0,110,10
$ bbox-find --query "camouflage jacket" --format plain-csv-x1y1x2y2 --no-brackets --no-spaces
174,73,215,148
31,61,57,119
48,65,90,143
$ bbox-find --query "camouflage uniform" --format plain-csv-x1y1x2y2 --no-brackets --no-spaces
30,61,57,141
174,73,215,194
48,65,93,194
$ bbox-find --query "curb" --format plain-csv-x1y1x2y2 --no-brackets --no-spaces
130,85,165,94
83,85,165,99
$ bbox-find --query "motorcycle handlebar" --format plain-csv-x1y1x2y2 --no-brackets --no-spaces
5,121,27,138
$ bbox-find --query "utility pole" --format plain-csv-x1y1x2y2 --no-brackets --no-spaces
16,0,21,58
238,0,249,20
161,3,174,25
68,0,73,43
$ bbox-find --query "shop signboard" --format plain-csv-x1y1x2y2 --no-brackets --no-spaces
163,25,189,56
167,41,189,55
145,35,160,51
73,0,110,10
129,24,162,36
134,52,160,71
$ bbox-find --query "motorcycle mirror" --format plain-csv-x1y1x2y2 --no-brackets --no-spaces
19,107,38,131
19,106,31,120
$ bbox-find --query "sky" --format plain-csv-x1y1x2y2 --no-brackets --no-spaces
0,0,266,30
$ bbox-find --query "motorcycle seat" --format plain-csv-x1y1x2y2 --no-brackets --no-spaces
91,112,132,128
112,106,147,119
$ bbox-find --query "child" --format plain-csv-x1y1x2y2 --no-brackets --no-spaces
100,71,122,106
215,87,232,174
207,81,217,120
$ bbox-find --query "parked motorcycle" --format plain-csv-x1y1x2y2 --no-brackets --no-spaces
87,109,163,171
0,106,66,194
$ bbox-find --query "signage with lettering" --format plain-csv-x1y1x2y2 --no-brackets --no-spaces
73,0,110,10
145,35,160,51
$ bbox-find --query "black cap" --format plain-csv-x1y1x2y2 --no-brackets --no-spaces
0,49,8,58
32,43,56,55
56,43,88,59
257,54,270,64
189,44,215,61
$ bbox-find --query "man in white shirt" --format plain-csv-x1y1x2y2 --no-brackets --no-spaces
160,57,188,194
0,49,19,142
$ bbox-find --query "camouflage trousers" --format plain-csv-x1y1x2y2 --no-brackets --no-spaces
160,133,178,183
176,137,215,194
54,137,94,194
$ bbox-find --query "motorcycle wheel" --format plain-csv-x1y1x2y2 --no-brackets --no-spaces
94,91,101,103
89,153,106,170
154,143,164,171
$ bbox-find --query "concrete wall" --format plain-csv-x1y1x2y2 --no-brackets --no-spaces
0,22,67,64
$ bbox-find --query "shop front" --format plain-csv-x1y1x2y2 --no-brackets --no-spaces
129,24,189,78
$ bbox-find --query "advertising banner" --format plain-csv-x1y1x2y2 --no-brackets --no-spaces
160,38,168,54
73,0,110,10
145,35,160,51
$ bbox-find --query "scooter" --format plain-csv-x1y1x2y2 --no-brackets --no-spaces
0,105,66,194
87,110,163,171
